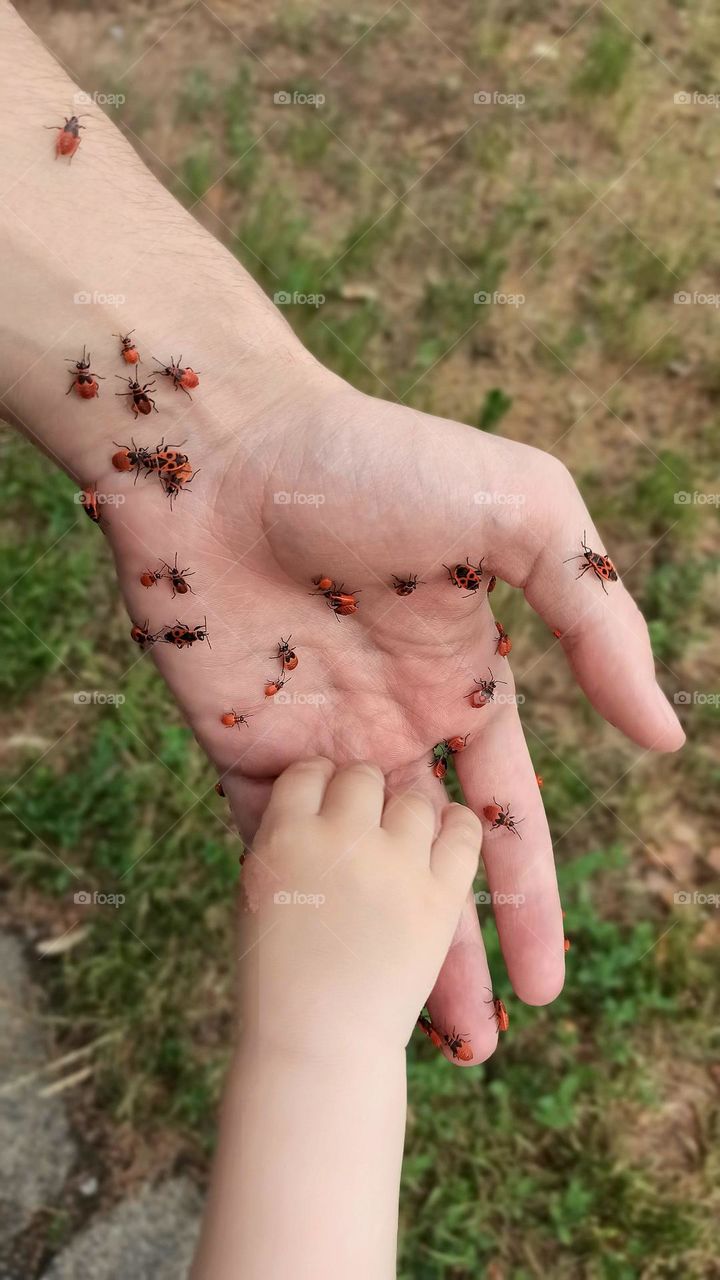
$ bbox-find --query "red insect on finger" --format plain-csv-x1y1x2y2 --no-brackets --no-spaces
391,573,424,596
564,937,571,952
417,1014,443,1050
535,772,544,789
312,576,334,592
140,567,164,589
563,530,618,595
444,557,485,596
487,574,497,594
495,621,512,657
153,355,200,398
113,330,140,365
161,553,195,598
483,796,523,838
80,486,101,524
485,990,509,1033
443,1027,473,1061
221,709,253,730
432,757,448,780
130,619,157,647
162,616,210,649
45,114,85,161
446,734,470,754
552,628,562,639
214,780,226,797
276,636,298,671
264,674,290,697
66,346,104,398
468,668,506,708
115,376,158,418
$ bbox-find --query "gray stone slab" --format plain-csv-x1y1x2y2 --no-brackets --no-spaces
41,1178,203,1280
0,933,76,1239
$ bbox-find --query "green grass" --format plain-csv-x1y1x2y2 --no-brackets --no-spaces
4,1,720,1274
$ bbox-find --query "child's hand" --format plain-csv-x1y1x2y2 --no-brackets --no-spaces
239,758,482,1060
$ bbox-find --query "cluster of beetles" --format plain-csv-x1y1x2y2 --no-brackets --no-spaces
59,114,619,1059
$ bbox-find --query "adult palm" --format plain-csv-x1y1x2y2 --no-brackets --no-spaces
103,365,683,1064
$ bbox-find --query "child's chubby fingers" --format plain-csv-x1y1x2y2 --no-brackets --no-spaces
264,756,336,823
430,803,482,902
320,760,386,832
381,789,437,857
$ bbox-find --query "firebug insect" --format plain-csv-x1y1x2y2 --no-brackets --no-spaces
311,578,360,617
112,440,153,476
444,558,485,596
221,710,252,729
80,486,101,523
161,617,210,649
494,621,512,657
563,531,617,595
483,797,523,838
264,674,291,697
485,990,509,1033
113,330,140,364
66,347,104,398
417,1014,443,1050
45,115,85,161
552,629,562,639
443,1027,473,1061
564,938,571,952
214,780,226,797
140,567,164,589
161,554,195,597
130,619,157,647
468,668,506,708
391,573,424,596
487,574,497,594
153,355,200,397
275,636,298,671
161,464,197,505
429,736,468,778
535,772,544,788
115,376,158,417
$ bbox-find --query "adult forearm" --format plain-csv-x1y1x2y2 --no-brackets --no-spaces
0,1,318,480
192,1045,406,1280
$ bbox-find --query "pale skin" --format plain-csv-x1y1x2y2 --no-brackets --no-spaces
191,758,483,1280
0,2,684,1066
